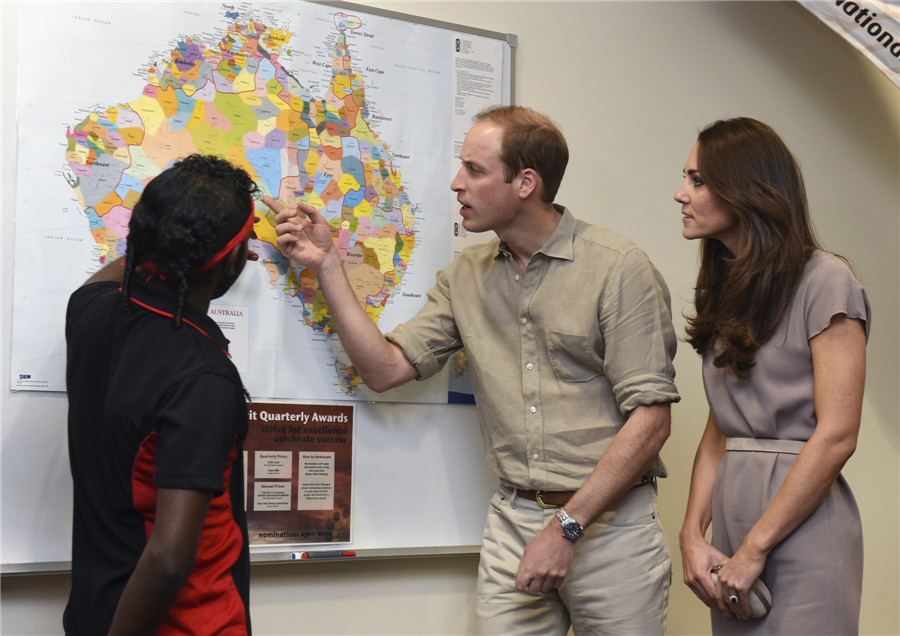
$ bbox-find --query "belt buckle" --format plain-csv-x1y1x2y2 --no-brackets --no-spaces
534,490,559,509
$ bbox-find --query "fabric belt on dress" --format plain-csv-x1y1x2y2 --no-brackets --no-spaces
725,438,806,454
499,476,655,509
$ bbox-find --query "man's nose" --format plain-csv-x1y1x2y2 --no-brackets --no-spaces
450,168,464,192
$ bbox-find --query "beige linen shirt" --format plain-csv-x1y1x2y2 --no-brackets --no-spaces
386,206,679,491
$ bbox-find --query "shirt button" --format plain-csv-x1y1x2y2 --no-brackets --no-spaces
526,363,533,370
514,274,520,281
532,452,540,460
520,317,527,325
530,406,537,413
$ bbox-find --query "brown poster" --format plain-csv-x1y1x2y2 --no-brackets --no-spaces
244,402,353,546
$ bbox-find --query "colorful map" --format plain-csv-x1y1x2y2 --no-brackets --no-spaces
63,11,416,395
13,2,504,401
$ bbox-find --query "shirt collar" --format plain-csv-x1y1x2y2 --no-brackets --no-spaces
126,278,230,352
496,204,575,262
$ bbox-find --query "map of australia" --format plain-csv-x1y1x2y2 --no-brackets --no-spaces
12,1,502,400
63,11,417,396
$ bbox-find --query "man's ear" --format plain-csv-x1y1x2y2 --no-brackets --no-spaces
517,168,541,200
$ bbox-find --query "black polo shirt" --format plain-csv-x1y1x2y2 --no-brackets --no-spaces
63,279,250,635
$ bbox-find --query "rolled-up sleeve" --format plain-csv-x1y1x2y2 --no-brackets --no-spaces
599,247,680,415
385,267,464,381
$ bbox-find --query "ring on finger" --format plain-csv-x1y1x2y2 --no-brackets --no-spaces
729,594,739,605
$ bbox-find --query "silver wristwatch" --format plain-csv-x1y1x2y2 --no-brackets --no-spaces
555,507,584,542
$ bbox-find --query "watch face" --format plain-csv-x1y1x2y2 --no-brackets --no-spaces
562,519,583,540
556,508,583,541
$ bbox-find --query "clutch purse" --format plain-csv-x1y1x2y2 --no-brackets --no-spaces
711,571,772,618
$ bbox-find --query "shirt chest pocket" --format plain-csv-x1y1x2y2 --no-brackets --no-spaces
546,330,603,383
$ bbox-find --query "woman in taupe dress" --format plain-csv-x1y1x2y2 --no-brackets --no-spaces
675,118,870,635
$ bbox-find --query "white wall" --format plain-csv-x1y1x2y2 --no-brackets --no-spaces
3,2,897,635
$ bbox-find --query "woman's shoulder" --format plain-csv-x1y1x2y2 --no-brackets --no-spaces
806,249,853,272
797,250,870,338
800,250,861,287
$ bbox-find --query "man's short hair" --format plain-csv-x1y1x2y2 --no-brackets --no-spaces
474,106,569,203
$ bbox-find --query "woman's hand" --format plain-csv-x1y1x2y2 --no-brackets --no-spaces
680,531,732,617
712,549,767,620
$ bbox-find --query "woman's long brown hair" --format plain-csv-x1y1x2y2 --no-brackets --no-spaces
685,118,820,377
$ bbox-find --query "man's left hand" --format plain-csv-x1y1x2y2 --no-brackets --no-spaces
514,522,575,595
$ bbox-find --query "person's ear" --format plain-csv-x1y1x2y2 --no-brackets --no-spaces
224,241,247,276
517,168,541,200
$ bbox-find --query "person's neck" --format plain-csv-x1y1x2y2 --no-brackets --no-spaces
499,202,562,274
140,274,215,315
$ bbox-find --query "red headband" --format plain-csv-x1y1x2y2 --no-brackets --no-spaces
193,207,257,273
140,206,256,276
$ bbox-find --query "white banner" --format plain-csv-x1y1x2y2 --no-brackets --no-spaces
798,0,900,88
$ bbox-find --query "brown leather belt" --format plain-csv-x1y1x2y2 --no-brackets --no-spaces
514,489,575,508
506,477,655,509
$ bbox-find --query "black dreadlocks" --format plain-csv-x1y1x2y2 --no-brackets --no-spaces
121,154,259,327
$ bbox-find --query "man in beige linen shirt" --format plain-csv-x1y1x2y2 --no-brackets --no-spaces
267,106,679,635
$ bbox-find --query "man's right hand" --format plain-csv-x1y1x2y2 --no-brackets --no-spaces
263,195,338,271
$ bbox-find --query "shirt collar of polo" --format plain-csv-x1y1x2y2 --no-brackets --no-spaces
126,278,231,352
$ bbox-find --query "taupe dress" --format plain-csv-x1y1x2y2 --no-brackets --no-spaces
704,251,871,635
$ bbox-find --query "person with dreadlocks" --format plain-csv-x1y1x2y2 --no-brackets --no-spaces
63,154,258,635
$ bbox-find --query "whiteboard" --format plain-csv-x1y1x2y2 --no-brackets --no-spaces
0,0,512,573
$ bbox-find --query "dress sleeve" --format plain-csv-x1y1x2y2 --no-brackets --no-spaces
800,253,872,342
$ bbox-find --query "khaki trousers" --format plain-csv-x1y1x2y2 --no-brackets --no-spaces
475,482,671,635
